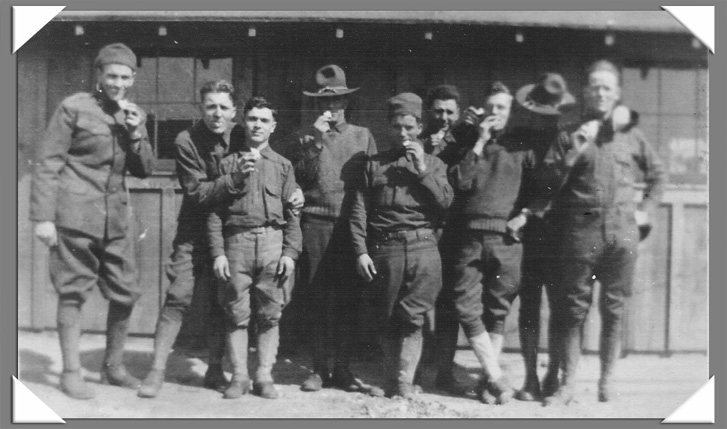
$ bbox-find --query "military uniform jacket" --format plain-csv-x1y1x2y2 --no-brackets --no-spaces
208,146,303,260
350,146,454,256
30,92,154,240
541,119,666,235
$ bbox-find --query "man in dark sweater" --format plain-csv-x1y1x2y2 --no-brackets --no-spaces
351,93,453,398
420,85,480,393
138,80,243,398
283,65,377,393
445,82,545,405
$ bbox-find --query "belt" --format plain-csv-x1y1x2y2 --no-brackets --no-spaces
225,225,281,235
370,228,434,242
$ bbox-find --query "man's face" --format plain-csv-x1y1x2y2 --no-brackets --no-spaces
200,92,237,135
244,107,276,146
388,114,423,148
315,96,348,123
485,92,513,131
96,63,135,101
430,99,460,132
586,70,621,118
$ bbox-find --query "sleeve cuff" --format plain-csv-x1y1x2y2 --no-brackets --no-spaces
211,247,225,259
282,248,300,260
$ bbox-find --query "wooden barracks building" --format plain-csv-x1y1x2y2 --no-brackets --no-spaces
17,10,708,355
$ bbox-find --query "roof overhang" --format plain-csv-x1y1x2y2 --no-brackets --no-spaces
53,10,687,33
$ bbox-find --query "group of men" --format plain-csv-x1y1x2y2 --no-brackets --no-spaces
30,43,665,408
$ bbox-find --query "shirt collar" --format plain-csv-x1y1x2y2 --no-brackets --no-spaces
329,119,348,133
197,120,234,149
259,144,274,159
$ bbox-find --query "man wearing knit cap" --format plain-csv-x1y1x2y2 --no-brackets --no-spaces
282,64,377,393
30,42,154,399
350,93,453,398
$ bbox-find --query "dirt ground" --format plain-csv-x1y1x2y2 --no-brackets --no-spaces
17,329,708,420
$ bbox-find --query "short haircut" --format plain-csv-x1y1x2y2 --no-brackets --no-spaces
426,84,460,108
587,59,622,85
199,79,237,104
488,81,512,97
243,96,277,120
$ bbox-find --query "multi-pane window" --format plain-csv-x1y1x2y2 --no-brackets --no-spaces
622,66,708,186
131,56,233,170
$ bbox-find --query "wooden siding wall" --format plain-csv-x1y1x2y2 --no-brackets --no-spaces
17,25,708,354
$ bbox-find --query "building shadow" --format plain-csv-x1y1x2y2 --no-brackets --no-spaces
79,348,201,387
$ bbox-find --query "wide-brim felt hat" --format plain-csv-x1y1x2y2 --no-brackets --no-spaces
516,73,576,115
303,64,360,97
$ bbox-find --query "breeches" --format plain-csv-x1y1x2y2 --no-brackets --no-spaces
50,227,140,306
363,231,442,335
451,231,523,337
219,228,291,329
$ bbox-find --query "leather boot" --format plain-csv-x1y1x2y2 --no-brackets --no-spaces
433,306,462,394
543,325,581,407
253,325,279,399
541,310,561,398
469,332,512,404
515,327,541,401
223,327,251,399
393,327,423,399
379,330,401,398
57,301,95,399
138,306,184,398
102,302,141,389
301,322,331,392
204,307,228,392
598,316,622,402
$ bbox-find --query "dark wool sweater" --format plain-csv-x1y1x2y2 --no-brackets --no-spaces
283,121,377,219
448,130,537,233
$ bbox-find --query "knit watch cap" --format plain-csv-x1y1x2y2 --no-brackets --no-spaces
94,43,137,71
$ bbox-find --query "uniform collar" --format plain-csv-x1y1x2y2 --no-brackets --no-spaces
329,119,348,133
93,90,121,115
196,120,234,149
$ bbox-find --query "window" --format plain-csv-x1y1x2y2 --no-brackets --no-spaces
622,66,708,186
131,56,233,171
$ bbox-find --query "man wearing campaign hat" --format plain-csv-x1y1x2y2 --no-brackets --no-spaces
281,64,377,393
30,43,154,399
509,73,578,402
350,93,452,398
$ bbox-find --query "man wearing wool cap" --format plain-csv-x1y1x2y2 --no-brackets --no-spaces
30,42,154,399
350,92,453,398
